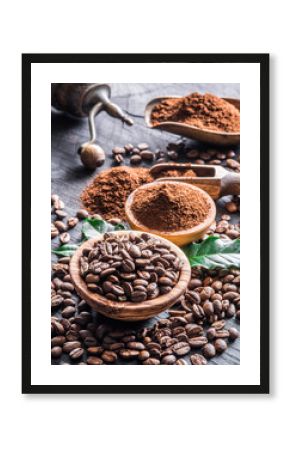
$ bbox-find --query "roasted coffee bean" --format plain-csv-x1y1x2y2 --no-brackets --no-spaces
175,358,188,365
62,295,74,304
114,154,124,164
202,343,216,359
203,300,214,316
214,339,228,353
137,143,149,150
60,232,70,244
172,342,191,356
131,291,147,302
62,306,76,318
69,348,84,359
101,351,118,363
62,282,74,292
54,220,68,232
127,341,145,350
161,354,177,365
87,356,103,365
215,330,230,339
211,320,226,330
55,209,67,219
51,336,66,347
140,150,154,161
51,346,62,358
112,146,126,155
51,228,59,239
228,327,240,340
190,354,207,365
206,328,217,340
225,201,238,213
185,324,203,337
188,336,208,348
87,346,103,355
138,350,150,361
119,349,139,359
142,358,160,365
130,154,142,165
77,209,89,219
124,143,134,153
63,341,82,353
226,303,236,318
67,217,79,228
66,330,79,341
51,320,65,336
51,294,63,308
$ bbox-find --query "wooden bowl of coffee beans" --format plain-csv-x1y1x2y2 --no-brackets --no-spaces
70,230,191,321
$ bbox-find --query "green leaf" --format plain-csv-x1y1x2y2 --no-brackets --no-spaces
183,236,240,269
81,217,128,240
52,244,79,257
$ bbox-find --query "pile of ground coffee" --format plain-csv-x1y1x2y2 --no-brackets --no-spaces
131,182,211,232
81,167,153,220
155,168,197,178
151,92,240,133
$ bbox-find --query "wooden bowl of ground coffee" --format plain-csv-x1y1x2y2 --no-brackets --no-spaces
145,92,240,146
70,230,191,321
125,181,216,246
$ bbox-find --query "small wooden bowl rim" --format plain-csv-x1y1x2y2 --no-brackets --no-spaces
125,181,216,238
69,230,191,318
145,96,240,137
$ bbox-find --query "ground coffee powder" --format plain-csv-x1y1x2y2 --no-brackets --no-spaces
151,92,240,133
155,168,197,178
131,182,211,232
81,167,153,220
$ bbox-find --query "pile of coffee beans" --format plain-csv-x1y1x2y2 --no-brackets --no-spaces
80,232,183,302
51,255,240,365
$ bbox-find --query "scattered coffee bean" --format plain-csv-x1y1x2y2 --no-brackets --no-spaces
60,232,70,244
69,347,84,359
137,143,149,150
130,154,142,165
51,346,62,358
77,209,89,219
228,327,240,340
202,343,216,359
214,339,228,353
190,354,207,365
142,358,160,365
87,356,103,365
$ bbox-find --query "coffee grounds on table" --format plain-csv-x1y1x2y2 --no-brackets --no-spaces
131,182,211,232
151,92,240,133
81,167,153,220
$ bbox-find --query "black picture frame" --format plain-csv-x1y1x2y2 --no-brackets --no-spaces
22,53,269,394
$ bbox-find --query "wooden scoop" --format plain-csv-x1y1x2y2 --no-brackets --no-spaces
145,96,240,146
149,163,240,200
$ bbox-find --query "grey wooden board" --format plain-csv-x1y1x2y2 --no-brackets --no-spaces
51,83,240,365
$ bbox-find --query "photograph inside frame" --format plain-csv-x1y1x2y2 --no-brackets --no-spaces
51,83,241,366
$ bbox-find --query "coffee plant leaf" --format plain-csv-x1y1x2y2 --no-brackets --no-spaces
52,244,79,257
81,218,128,240
183,236,240,269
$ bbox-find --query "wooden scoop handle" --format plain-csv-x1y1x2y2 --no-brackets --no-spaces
220,172,240,197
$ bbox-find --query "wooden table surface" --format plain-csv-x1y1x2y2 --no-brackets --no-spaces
51,83,240,365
